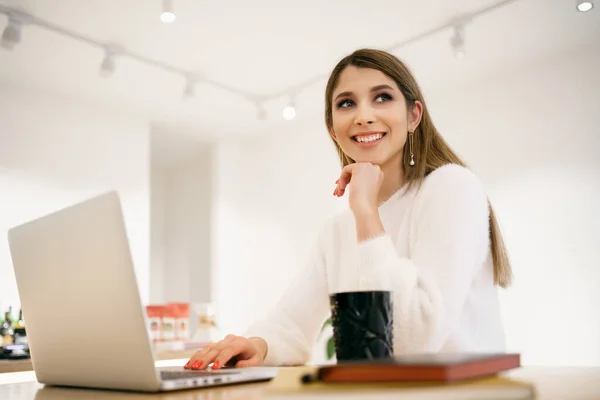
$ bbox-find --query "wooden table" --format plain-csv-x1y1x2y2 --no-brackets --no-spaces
0,359,32,374
0,363,599,400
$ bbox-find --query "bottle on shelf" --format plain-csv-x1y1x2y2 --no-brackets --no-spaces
0,313,4,343
1,306,14,346
13,309,27,345
191,303,221,344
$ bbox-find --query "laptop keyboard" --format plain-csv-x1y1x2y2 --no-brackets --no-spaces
160,370,235,381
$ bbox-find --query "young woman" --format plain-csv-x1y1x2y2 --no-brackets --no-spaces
184,48,512,370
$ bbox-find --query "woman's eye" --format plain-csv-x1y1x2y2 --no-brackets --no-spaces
337,99,354,108
375,93,393,102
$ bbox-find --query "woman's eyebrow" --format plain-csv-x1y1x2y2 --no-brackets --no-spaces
334,84,395,101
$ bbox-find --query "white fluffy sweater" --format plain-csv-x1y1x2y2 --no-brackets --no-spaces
245,164,507,365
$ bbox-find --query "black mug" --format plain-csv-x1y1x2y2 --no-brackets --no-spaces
329,290,394,362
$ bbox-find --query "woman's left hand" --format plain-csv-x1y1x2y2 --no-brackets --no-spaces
334,162,384,216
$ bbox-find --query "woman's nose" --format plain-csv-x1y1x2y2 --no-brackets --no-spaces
356,118,374,125
354,106,375,126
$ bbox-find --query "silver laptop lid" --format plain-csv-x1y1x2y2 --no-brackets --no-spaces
8,191,161,392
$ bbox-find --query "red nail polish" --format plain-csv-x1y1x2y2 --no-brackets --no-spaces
212,361,220,369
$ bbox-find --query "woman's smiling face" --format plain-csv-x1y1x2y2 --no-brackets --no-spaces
329,66,415,168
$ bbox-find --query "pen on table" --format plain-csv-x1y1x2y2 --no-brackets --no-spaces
300,372,320,384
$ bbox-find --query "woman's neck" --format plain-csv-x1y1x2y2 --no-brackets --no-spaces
377,152,405,205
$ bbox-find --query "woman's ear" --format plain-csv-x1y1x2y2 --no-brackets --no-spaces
329,127,338,141
409,100,424,132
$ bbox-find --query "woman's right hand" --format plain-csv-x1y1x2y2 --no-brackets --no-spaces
184,335,268,370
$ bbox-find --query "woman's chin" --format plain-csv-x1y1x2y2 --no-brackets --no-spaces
351,156,384,166
349,149,403,168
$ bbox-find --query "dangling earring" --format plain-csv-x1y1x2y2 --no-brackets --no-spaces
408,131,415,166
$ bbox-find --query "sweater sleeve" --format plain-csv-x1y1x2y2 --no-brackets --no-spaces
355,164,491,352
243,230,330,366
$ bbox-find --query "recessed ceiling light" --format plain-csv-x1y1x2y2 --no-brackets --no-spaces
576,1,594,12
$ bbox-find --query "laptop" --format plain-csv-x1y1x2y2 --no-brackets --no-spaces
7,191,277,392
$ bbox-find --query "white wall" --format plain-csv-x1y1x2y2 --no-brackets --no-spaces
211,127,345,337
425,42,600,367
0,83,151,310
150,164,167,304
150,135,213,334
211,41,600,365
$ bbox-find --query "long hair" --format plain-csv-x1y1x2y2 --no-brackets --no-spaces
324,48,512,288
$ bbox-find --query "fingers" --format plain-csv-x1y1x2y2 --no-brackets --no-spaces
235,354,262,368
184,345,213,370
335,164,355,196
212,343,241,370
184,335,247,370
185,338,226,370
213,335,260,369
339,165,354,189
334,163,382,197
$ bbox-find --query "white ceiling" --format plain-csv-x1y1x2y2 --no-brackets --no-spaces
0,0,598,141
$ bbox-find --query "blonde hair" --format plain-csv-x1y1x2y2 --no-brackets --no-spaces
324,48,512,288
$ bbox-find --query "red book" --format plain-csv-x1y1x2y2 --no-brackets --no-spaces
310,353,521,383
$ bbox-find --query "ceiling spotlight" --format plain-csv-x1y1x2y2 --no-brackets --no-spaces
282,96,297,120
161,0,176,23
256,104,267,120
282,104,296,120
100,53,115,77
1,17,21,50
183,82,194,98
99,45,121,77
1,11,31,50
576,0,594,11
183,75,197,99
450,24,466,59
